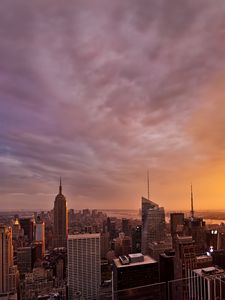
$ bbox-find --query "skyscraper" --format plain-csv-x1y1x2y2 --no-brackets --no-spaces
122,218,129,236
0,225,18,295
17,246,34,274
174,236,197,279
173,236,197,300
170,213,185,236
189,266,225,300
183,185,206,254
67,233,101,300
53,179,68,248
160,258,175,300
19,217,34,242
113,254,161,300
170,212,185,247
12,218,22,240
141,197,166,254
35,215,45,255
141,197,158,228
132,225,142,253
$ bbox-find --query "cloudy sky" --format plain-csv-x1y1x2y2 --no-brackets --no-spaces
1,0,225,211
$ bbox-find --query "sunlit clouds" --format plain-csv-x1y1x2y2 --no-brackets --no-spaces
1,0,225,210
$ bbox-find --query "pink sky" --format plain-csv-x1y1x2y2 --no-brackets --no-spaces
1,0,225,211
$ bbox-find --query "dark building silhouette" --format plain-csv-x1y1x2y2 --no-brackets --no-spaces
141,197,158,228
149,240,172,261
131,225,142,253
101,232,110,259
170,213,184,234
141,197,166,254
196,254,212,269
114,234,132,257
183,185,206,254
174,236,197,279
53,179,68,248
170,213,184,247
32,241,43,261
110,221,117,240
160,250,175,281
113,254,162,300
107,217,111,233
17,246,36,274
174,236,197,300
20,218,34,242
183,217,206,255
106,217,117,240
122,218,129,236
160,250,175,300
212,249,225,269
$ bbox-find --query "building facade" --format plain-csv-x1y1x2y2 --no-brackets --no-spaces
0,226,18,296
189,266,225,300
113,254,162,300
142,200,166,254
35,216,45,255
19,218,34,243
68,233,101,300
17,247,34,274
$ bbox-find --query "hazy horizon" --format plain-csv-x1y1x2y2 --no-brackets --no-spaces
1,207,225,213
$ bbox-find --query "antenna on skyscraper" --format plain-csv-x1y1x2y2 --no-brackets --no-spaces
147,169,150,200
59,177,62,194
190,183,194,218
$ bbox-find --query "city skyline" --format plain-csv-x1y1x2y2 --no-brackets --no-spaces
1,1,225,211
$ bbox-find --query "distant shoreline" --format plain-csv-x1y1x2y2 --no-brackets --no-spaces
1,209,225,225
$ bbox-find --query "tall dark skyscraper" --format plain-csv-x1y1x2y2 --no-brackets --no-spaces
170,212,185,247
122,218,129,236
113,254,161,300
53,179,68,248
183,185,206,254
170,213,184,236
141,197,166,254
141,197,158,227
19,217,34,242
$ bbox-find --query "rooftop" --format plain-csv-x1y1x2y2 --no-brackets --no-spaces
114,255,157,268
141,197,159,208
68,233,100,239
176,236,194,243
149,241,172,247
193,267,225,277
196,255,212,261
128,253,143,259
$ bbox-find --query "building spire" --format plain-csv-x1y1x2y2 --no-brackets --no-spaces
190,183,194,218
147,169,150,200
59,177,62,195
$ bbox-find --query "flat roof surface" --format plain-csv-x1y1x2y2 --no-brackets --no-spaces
68,233,100,239
196,255,212,260
176,236,193,243
193,267,225,277
114,255,157,268
128,253,143,258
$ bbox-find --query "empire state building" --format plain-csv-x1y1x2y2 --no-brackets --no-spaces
53,179,68,248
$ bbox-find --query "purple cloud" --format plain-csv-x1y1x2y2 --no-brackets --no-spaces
1,0,225,210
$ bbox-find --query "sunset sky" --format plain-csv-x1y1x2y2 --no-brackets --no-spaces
1,0,225,211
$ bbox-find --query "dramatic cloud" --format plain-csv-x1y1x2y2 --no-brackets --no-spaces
1,0,225,210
